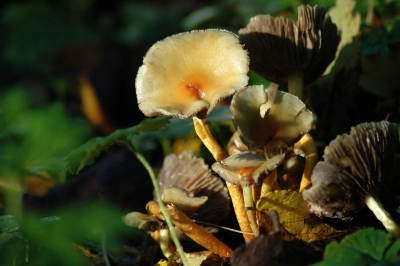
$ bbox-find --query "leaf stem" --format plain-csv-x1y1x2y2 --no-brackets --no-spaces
125,142,189,266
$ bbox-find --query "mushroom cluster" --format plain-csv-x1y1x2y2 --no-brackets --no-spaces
212,83,313,235
131,4,353,263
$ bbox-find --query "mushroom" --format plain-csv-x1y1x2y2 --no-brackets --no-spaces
124,151,232,258
155,151,230,225
136,29,249,120
239,5,340,99
135,29,252,242
230,84,313,155
303,121,400,238
213,84,313,236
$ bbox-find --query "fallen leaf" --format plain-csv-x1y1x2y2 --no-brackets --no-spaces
325,0,361,74
155,252,207,266
231,231,322,266
257,191,337,242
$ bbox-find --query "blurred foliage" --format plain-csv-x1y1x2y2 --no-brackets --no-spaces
64,116,171,175
0,204,134,266
0,88,90,180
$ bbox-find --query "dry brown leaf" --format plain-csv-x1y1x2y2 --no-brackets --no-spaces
256,191,336,242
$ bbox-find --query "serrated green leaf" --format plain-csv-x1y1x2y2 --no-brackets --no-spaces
313,228,400,266
64,116,171,174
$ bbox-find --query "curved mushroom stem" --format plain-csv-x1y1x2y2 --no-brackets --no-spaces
365,193,400,239
288,71,304,100
296,133,318,192
261,169,277,196
159,228,174,258
193,116,227,162
147,201,234,258
193,116,254,242
242,185,260,237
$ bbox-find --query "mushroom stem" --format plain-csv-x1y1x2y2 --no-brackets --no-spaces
261,169,277,196
296,133,318,192
193,116,254,242
242,185,260,237
159,228,174,258
147,201,234,258
365,193,400,238
193,116,227,162
288,72,304,100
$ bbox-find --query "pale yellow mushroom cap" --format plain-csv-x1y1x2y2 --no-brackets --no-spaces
136,29,250,119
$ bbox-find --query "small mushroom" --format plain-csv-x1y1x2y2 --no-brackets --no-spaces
136,29,249,119
155,151,230,225
303,121,400,238
239,5,340,99
231,84,313,155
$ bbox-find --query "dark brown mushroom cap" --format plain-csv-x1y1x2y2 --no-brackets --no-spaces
303,121,399,220
231,84,313,155
239,5,340,85
154,151,230,224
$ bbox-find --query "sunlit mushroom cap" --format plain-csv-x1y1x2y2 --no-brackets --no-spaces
212,152,285,185
136,30,249,119
303,121,399,220
239,5,339,85
155,151,230,224
231,84,313,155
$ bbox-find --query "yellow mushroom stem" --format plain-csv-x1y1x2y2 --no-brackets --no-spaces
147,201,234,258
150,230,177,256
159,228,174,258
365,193,400,239
261,169,277,196
295,133,318,192
288,71,304,100
193,116,254,242
192,117,227,162
242,185,260,237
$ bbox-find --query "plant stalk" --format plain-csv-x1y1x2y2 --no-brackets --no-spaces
126,143,189,266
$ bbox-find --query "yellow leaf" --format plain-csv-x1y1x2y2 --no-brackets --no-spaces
171,132,201,155
256,191,336,242
79,75,107,128
325,0,361,74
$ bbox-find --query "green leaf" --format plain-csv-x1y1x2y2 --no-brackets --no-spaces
313,228,400,266
64,116,171,174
